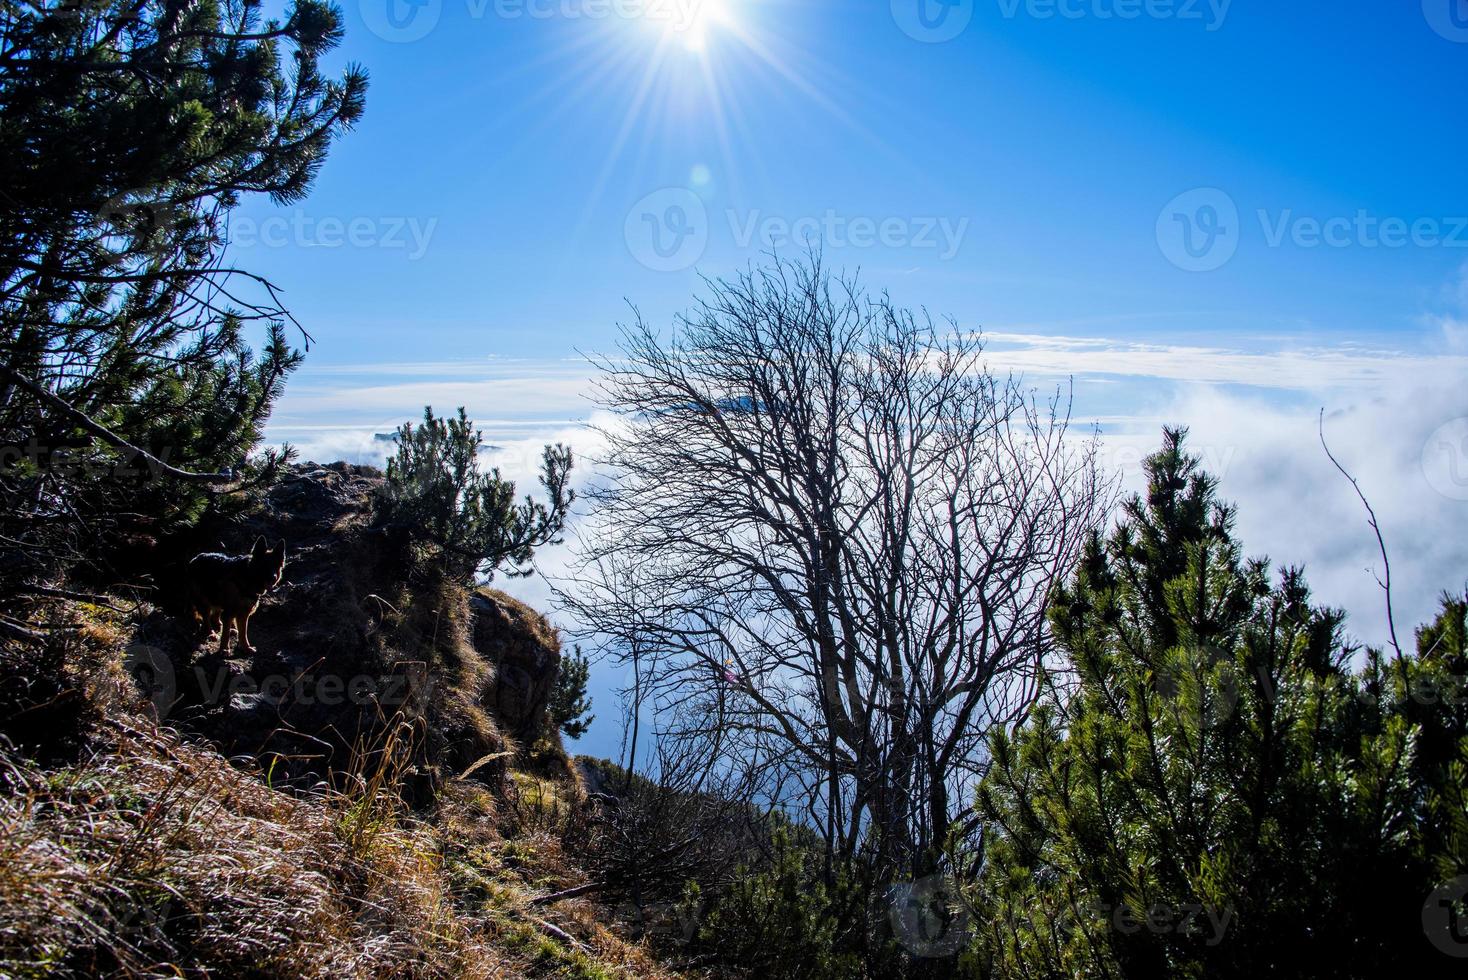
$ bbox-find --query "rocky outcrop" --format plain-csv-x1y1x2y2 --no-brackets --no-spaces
128,462,564,801
469,588,562,742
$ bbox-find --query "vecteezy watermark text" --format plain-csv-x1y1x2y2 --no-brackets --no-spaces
1158,188,1468,272
361,0,713,42
0,439,185,480
1084,900,1234,946
229,211,439,260
492,0,706,27
1257,210,1468,251
891,0,1230,43
624,187,971,272
192,667,428,712
123,643,432,722
999,898,1234,946
729,209,969,259
994,0,1232,30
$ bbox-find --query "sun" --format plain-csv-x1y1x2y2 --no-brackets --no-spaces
539,0,872,246
668,0,735,53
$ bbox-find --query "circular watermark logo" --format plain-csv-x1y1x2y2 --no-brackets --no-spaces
1423,418,1468,501
625,188,709,272
1423,0,1468,42
1157,188,1240,272
1156,646,1240,730
1423,876,1468,957
360,0,441,42
892,0,974,43
94,192,191,267
124,643,176,719
888,875,971,958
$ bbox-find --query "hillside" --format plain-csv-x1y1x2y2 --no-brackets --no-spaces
0,464,684,979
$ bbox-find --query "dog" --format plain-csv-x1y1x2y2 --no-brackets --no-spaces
186,537,286,655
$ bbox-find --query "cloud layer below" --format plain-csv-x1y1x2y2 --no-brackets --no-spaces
266,328,1468,729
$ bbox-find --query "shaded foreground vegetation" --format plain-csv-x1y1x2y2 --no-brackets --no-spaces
0,462,664,979
2,432,1464,978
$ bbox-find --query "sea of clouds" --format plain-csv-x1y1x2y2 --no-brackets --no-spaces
264,271,1468,755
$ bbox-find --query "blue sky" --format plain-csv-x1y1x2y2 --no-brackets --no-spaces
240,0,1468,364
239,0,1468,760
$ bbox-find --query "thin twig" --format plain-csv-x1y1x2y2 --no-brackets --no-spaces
528,881,606,906
1319,408,1402,661
0,616,46,646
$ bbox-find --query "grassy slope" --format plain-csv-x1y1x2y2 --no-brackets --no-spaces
0,598,683,979
0,470,688,979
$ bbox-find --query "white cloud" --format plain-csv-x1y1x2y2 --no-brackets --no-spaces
275,376,592,423
983,331,1467,392
268,294,1468,666
1102,384,1467,651
264,358,598,443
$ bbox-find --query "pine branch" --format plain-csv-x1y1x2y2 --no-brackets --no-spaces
0,360,235,484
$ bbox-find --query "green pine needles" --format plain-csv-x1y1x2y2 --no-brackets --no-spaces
549,646,595,740
968,428,1468,980
377,407,573,586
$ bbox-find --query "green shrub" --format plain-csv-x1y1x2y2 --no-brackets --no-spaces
549,646,594,740
691,831,890,979
377,406,572,586
969,429,1468,979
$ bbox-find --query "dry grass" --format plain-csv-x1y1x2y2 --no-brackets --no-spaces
0,719,500,979
0,620,685,980
0,469,690,979
0,604,140,760
0,716,688,979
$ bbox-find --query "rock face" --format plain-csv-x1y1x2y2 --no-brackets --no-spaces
469,588,562,742
130,462,562,800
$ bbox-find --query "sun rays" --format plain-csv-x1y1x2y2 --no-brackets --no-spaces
483,1,873,243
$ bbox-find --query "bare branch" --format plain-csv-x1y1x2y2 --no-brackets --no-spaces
559,255,1111,878
1318,408,1402,660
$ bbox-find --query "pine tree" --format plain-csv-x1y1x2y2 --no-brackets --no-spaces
376,407,573,586
549,645,595,740
966,429,1447,979
0,0,367,606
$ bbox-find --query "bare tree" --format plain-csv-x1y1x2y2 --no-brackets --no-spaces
562,255,1110,879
